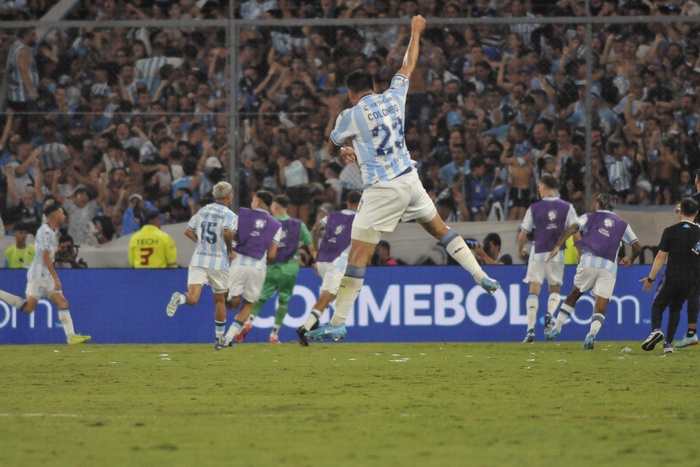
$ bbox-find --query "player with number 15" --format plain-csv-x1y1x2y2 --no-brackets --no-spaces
167,182,237,349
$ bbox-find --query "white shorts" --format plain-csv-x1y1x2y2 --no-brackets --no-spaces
524,260,565,286
317,261,345,295
187,266,229,294
573,264,616,299
228,264,266,303
26,277,60,299
352,169,436,240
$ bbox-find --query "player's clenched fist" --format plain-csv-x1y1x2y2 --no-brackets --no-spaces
412,15,426,33
339,146,357,165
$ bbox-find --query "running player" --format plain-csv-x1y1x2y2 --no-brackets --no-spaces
222,190,282,344
166,182,236,350
297,190,361,346
517,174,578,343
545,193,641,349
0,204,91,344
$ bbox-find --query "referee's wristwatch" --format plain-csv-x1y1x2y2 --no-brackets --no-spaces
646,277,655,283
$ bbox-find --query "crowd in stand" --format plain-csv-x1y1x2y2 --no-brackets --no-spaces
1,0,700,249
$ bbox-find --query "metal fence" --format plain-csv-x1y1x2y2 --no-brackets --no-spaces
0,5,698,227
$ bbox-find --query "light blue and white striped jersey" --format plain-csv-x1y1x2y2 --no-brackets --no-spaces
90,82,113,98
509,14,538,48
134,56,183,98
198,173,215,201
576,212,638,274
330,74,413,187
240,0,279,21
38,143,70,169
187,202,237,271
27,223,57,281
194,101,217,133
230,226,282,272
7,40,38,104
603,155,634,192
139,140,158,163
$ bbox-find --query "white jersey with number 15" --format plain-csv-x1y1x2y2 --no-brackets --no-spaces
187,202,237,271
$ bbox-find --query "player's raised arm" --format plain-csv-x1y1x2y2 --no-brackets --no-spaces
397,15,426,80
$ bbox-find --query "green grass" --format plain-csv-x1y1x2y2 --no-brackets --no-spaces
0,341,698,467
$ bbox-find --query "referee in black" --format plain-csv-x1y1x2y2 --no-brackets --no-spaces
641,198,700,353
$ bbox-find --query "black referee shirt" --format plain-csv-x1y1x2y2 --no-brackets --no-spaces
658,220,700,284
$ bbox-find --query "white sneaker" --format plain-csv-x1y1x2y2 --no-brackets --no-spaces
167,292,181,317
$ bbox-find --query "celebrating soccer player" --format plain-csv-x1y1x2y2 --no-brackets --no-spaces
305,16,500,342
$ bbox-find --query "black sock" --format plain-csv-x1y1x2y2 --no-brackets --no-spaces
687,329,697,338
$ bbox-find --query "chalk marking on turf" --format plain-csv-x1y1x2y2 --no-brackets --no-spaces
0,413,81,418
0,413,159,419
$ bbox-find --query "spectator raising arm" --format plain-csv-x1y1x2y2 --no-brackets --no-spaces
0,109,13,150
73,167,109,206
6,165,19,207
32,156,44,204
497,55,514,93
51,168,65,204
15,148,41,177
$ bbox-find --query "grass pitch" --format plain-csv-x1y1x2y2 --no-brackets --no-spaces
0,341,697,467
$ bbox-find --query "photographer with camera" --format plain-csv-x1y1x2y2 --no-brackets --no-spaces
54,234,88,269
466,233,513,266
373,240,399,266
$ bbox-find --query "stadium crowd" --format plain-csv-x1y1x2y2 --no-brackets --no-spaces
1,0,700,249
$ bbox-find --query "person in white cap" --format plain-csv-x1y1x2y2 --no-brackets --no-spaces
633,180,654,206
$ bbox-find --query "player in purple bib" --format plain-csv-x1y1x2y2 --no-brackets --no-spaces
296,191,361,346
517,174,578,343
222,190,282,345
545,193,641,349
233,194,313,344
